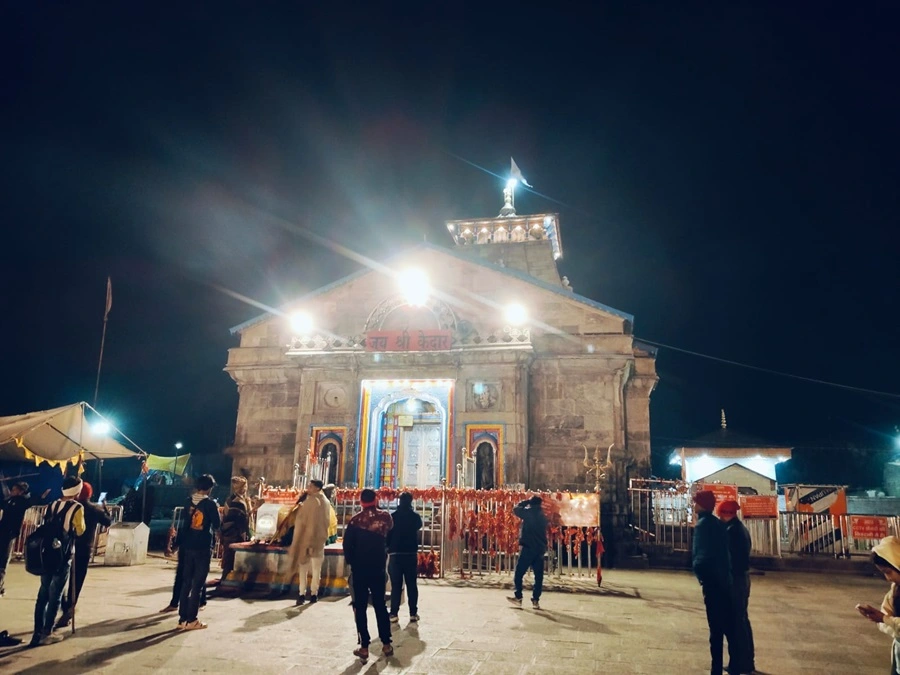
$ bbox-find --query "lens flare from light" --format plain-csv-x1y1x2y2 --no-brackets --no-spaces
398,269,430,306
289,311,314,335
504,303,528,326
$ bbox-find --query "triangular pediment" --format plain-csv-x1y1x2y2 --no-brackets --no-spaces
232,244,634,351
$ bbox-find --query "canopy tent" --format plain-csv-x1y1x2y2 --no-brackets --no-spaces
144,453,191,476
0,402,143,472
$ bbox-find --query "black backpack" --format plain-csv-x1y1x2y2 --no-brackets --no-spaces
24,501,80,576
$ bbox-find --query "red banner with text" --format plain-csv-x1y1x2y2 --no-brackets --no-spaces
849,515,889,540
365,329,453,352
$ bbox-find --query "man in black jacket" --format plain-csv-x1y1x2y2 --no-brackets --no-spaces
343,489,393,660
508,495,548,610
176,474,220,631
387,492,422,623
0,482,50,597
692,490,737,675
718,499,755,675
56,481,112,628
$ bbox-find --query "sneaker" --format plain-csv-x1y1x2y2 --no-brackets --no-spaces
507,596,523,607
296,596,306,606
531,599,541,610
29,632,44,648
409,614,420,622
389,614,399,623
309,594,318,603
54,611,72,630
160,605,178,613
181,620,207,631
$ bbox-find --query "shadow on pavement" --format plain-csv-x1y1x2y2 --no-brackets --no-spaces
67,612,173,638
240,604,307,632
124,585,174,598
2,629,181,674
525,609,619,635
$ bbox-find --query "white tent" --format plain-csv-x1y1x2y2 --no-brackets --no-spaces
0,402,143,471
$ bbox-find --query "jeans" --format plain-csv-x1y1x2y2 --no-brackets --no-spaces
389,554,418,615
34,561,70,635
61,547,91,613
178,548,211,623
702,582,737,674
0,533,14,594
731,572,755,673
171,551,207,607
351,566,392,648
513,547,545,601
297,554,325,597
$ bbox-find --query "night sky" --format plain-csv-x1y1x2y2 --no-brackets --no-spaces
2,5,898,486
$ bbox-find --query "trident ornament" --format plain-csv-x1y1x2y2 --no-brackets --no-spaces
583,444,615,494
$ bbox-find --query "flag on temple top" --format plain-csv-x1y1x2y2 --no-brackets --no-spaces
510,157,532,188
104,277,112,320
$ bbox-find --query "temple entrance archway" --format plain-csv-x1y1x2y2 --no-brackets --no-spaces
358,379,454,488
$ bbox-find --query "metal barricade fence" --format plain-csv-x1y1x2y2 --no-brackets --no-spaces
13,503,124,563
332,488,602,579
629,478,693,552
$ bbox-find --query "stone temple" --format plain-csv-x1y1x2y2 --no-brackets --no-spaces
224,191,657,542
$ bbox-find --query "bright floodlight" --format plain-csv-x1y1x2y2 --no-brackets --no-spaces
669,454,682,466
91,421,111,435
398,268,429,306
289,310,314,335
504,303,527,326
507,178,518,189
175,442,184,450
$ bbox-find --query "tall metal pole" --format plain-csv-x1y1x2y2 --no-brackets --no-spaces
92,316,108,409
93,277,112,408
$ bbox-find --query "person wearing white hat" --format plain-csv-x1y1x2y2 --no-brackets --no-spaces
857,536,900,674
30,476,85,647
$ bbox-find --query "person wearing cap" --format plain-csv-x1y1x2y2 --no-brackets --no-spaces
31,476,85,646
718,499,754,675
858,536,900,674
343,488,394,660
508,495,549,610
692,489,737,675
0,481,51,597
219,476,252,583
288,479,331,605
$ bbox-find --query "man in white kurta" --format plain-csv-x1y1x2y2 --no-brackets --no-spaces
288,480,331,605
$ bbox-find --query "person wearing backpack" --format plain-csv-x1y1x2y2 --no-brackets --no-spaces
0,481,51,597
55,481,112,629
30,476,85,647
176,474,220,631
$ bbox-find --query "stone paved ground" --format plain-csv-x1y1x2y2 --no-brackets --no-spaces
0,558,889,674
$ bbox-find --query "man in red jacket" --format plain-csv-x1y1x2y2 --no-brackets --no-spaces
343,489,393,660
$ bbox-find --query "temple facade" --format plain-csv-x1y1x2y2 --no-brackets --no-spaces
224,198,657,537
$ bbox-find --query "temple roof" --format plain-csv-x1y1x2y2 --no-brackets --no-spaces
229,241,634,335
679,426,791,451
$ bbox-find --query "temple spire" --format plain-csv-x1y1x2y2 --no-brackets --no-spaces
720,409,727,430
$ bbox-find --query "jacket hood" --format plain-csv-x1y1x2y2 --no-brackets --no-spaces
874,536,900,571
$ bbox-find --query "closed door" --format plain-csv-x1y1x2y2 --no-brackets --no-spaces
401,424,442,487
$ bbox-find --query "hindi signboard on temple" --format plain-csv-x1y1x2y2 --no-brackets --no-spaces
365,329,453,352
849,515,889,540
739,495,778,519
